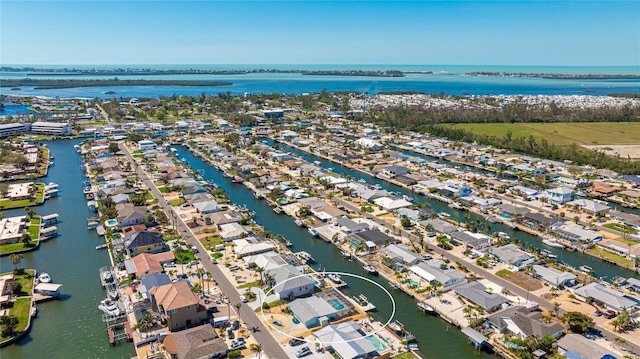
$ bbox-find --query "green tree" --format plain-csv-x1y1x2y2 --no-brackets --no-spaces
7,281,22,295
0,315,20,337
9,254,23,270
20,233,32,247
560,311,594,334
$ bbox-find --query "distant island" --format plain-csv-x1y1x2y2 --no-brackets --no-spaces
1,67,406,78
465,72,640,80
0,78,232,89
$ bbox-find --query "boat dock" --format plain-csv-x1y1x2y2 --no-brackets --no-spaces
352,294,376,312
107,321,133,345
388,280,416,298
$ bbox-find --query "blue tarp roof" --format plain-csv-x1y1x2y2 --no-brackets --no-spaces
564,350,587,359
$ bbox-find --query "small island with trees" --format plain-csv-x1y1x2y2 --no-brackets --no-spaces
0,78,233,90
465,72,640,80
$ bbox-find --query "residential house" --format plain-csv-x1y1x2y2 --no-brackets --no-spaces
573,283,637,313
288,295,342,328
454,281,510,313
380,244,422,267
149,281,206,331
130,251,175,278
450,231,493,251
116,206,149,227
489,244,532,268
419,218,458,235
487,306,564,339
163,323,228,359
373,197,412,211
314,321,378,359
531,265,576,288
382,165,409,178
545,187,575,205
567,199,610,217
332,216,369,235
552,224,603,243
233,237,275,258
409,260,467,288
124,231,166,256
556,334,618,359
265,264,315,300
219,223,247,241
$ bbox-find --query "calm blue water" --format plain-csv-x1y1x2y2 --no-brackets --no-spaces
1,65,638,98
0,105,37,116
1,140,135,359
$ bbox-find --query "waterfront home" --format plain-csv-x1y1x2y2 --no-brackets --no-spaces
139,273,172,296
531,265,576,288
207,210,243,226
489,244,533,268
355,187,389,202
557,334,619,359
459,195,502,210
127,251,175,278
609,210,640,230
518,212,564,232
449,231,492,251
373,196,412,211
382,165,409,178
454,282,509,313
348,229,395,248
332,216,369,235
419,218,458,235
163,324,228,359
288,294,345,328
180,184,208,197
243,251,290,272
7,182,35,201
265,264,315,300
552,224,603,243
0,215,28,245
312,205,347,222
314,320,378,359
497,203,531,218
545,186,575,205
408,260,467,288
567,199,610,216
355,138,383,150
192,200,219,214
380,244,422,267
627,277,640,292
486,306,564,339
110,193,130,205
573,283,637,313
117,206,149,227
30,121,72,136
149,281,206,331
232,237,275,258
219,223,246,241
124,231,166,256
395,207,425,222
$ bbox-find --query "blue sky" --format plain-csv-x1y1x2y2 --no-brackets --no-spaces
1,1,639,66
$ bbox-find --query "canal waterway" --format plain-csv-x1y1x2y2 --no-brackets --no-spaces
267,140,640,282
1,140,135,359
174,146,496,358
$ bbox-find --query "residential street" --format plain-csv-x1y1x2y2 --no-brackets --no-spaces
120,142,286,359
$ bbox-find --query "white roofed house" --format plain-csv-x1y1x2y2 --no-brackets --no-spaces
219,222,247,241
380,244,422,267
454,281,510,313
264,264,315,301
489,243,533,268
232,237,275,258
315,320,380,359
573,282,637,313
552,224,603,243
373,196,412,211
567,199,610,216
545,186,575,205
409,260,466,288
355,138,384,150
531,265,576,288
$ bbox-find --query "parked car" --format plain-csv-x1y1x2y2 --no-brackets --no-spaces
230,338,246,350
593,310,603,317
210,257,218,264
227,329,234,339
239,295,248,303
229,265,240,271
295,346,311,358
289,337,305,346
232,320,240,330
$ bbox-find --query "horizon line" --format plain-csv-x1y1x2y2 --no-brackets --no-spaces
3,63,639,68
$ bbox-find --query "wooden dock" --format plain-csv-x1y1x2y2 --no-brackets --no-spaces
107,321,133,345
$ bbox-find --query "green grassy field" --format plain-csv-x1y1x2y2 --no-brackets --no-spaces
449,122,640,145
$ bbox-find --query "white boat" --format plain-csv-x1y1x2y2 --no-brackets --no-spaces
448,202,462,210
542,239,565,248
328,273,344,284
273,206,283,214
102,271,114,282
341,251,352,258
579,265,594,274
418,302,434,313
98,298,121,316
95,244,107,250
497,232,510,240
38,272,52,283
297,251,315,263
363,264,378,275
540,249,558,259
308,228,319,237
294,219,307,228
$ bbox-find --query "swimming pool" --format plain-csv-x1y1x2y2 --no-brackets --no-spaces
366,335,387,351
350,240,362,247
292,317,300,324
499,213,512,219
105,219,118,227
328,299,345,310
406,279,420,287
624,295,640,306
272,321,283,327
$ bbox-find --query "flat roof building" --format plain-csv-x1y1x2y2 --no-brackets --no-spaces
30,121,72,136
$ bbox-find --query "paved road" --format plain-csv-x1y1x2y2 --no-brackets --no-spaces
120,143,286,359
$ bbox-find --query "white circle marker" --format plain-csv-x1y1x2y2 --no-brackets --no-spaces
259,271,396,345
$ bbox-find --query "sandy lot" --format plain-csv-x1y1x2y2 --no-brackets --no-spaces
582,144,640,159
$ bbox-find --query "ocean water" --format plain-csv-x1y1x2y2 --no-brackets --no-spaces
1,65,639,98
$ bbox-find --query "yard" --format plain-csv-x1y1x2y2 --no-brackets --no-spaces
603,223,638,235
197,235,223,250
587,246,635,268
450,122,640,146
0,297,32,342
169,198,186,206
496,269,543,291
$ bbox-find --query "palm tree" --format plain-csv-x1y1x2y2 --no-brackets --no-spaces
234,302,242,315
250,343,263,359
20,233,32,247
9,253,23,270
